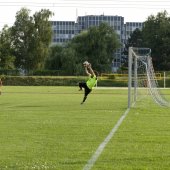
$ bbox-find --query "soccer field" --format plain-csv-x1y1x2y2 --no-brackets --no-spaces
0,86,170,170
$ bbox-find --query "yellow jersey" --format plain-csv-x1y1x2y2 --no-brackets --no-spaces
86,75,97,89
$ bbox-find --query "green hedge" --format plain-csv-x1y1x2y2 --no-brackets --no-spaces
1,76,170,87
0,69,20,75
1,76,83,86
0,76,128,87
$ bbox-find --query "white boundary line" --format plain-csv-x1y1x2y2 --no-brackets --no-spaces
83,108,130,170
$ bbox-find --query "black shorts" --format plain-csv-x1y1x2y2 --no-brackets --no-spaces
79,82,92,96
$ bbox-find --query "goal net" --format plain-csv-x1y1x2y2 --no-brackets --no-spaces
128,47,169,108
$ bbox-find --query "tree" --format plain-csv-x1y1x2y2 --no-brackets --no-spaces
32,9,53,70
46,23,120,75
123,11,170,71
124,28,143,54
0,25,15,69
122,28,143,67
142,11,170,70
46,45,64,70
46,44,83,75
11,8,53,74
61,47,82,75
11,8,33,72
70,22,120,73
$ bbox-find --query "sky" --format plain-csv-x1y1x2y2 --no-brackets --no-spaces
0,0,170,30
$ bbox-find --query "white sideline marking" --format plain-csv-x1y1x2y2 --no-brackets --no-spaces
83,108,130,170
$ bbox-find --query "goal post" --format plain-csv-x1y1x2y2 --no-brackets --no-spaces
128,47,169,108
128,47,132,108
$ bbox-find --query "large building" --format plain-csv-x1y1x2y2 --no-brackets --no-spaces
51,15,143,72
51,21,76,45
124,22,143,41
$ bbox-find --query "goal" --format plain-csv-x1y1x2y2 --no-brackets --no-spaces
128,47,169,108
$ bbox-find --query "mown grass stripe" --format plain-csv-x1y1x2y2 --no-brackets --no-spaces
83,108,130,170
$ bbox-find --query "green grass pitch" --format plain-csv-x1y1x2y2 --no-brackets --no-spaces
0,86,170,170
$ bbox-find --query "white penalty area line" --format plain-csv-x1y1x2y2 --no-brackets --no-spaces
83,108,130,170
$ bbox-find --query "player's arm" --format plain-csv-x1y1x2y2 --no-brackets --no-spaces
87,64,95,77
85,66,91,76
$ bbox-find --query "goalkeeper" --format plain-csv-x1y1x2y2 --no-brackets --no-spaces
79,62,98,104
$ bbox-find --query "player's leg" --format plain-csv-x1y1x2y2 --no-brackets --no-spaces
81,87,92,104
78,82,86,91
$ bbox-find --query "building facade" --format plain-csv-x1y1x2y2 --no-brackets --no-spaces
51,21,76,45
51,15,143,72
124,22,143,42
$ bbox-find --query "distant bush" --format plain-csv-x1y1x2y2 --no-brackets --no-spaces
32,70,62,76
0,69,20,75
1,76,128,87
1,76,170,87
1,76,84,86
